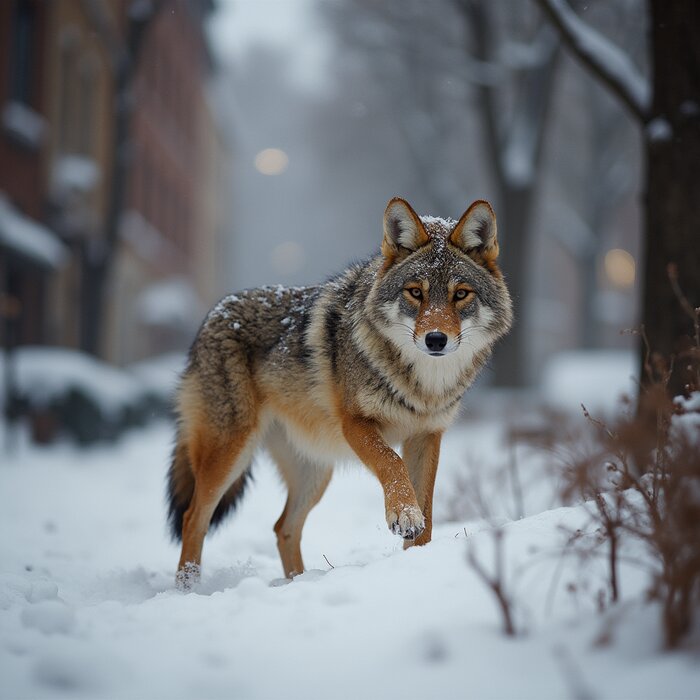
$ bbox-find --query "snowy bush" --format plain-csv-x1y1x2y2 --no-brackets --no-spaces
551,279,700,649
461,280,700,649
559,386,700,648
0,348,184,445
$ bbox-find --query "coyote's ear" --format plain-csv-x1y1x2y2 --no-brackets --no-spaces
382,197,430,265
450,200,499,264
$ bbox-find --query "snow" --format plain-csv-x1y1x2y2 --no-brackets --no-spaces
207,293,241,322
21,601,76,636
500,36,554,70
503,126,537,186
1,409,697,699
50,155,100,196
502,85,545,188
541,350,637,415
677,391,700,413
1,100,46,148
672,391,700,447
0,193,67,269
420,215,457,228
646,117,672,142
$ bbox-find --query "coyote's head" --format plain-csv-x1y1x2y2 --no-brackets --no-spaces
372,197,512,368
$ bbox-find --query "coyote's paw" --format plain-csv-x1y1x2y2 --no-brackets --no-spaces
175,561,201,592
387,504,425,540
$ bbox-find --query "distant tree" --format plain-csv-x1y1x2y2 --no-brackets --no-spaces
323,0,648,385
324,0,561,386
536,0,700,397
453,0,561,386
320,0,471,215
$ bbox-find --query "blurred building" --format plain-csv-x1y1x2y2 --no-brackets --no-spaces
0,0,67,349
43,0,117,351
0,0,230,364
112,0,228,364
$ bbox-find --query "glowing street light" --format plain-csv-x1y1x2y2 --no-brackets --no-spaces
254,148,289,175
604,248,636,288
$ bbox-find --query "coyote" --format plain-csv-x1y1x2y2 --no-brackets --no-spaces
167,198,512,586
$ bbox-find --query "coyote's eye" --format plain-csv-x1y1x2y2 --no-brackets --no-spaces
406,287,423,300
454,289,472,301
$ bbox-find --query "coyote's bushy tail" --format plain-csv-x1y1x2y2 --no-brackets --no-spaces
166,433,251,541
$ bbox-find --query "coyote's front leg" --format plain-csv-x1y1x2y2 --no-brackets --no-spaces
402,432,442,548
342,414,425,540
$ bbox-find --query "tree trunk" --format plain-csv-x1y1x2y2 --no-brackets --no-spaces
641,0,700,396
458,0,559,387
491,186,534,386
579,249,599,348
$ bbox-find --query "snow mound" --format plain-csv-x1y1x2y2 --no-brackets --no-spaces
0,421,698,698
21,600,76,635
1,348,186,444
541,350,637,415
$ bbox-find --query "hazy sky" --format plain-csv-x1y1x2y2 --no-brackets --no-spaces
208,0,331,90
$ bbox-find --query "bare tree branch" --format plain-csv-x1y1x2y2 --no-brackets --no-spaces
501,26,558,188
456,0,507,186
534,0,650,123
456,1,560,190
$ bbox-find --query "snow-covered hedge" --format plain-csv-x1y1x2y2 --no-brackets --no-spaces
1,348,185,445
127,352,186,406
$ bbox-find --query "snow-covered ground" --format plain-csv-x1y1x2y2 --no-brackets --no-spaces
1,413,698,700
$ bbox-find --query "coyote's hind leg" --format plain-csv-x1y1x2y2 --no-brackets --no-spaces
267,430,332,578
177,427,255,589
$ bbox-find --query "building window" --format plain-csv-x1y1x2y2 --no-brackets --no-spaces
9,0,37,106
58,26,79,153
77,54,97,156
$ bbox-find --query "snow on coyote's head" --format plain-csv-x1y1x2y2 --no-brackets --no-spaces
372,197,512,363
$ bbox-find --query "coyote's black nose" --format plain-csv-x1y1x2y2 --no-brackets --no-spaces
425,332,448,352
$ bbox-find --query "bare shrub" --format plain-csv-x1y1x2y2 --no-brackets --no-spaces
467,528,516,636
557,270,700,648
455,452,519,636
459,270,699,646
